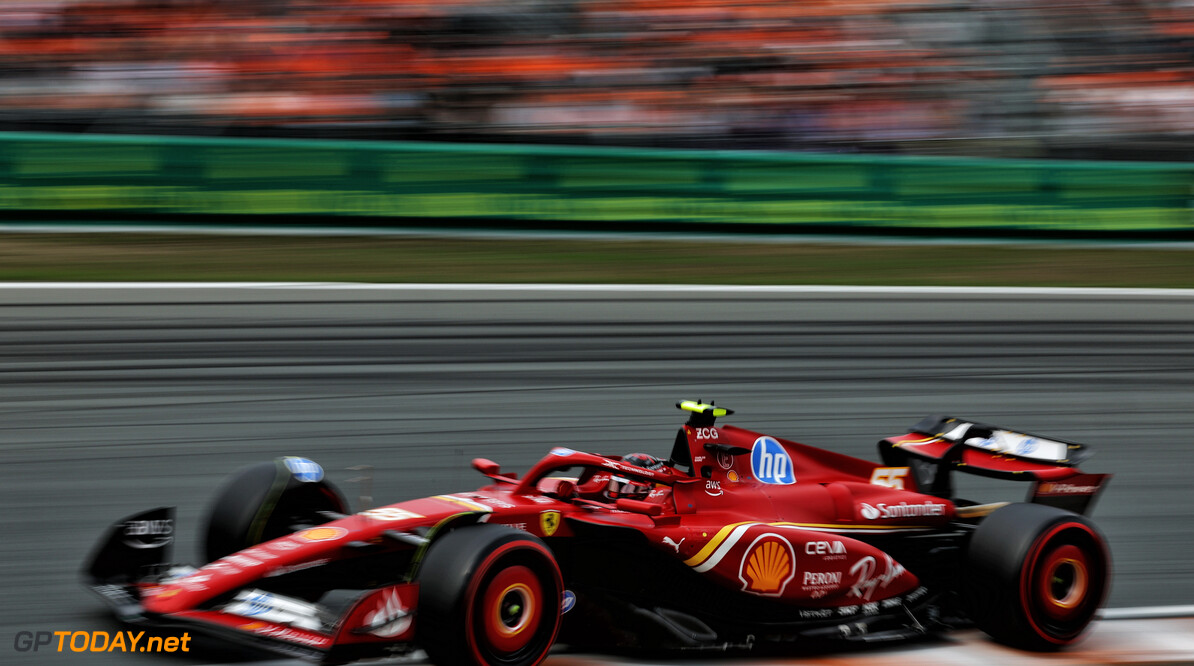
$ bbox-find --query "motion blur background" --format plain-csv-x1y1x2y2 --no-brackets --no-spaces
2,4,1194,664
3,0,1194,160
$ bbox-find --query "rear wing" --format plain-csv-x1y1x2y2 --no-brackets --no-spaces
879,416,1110,515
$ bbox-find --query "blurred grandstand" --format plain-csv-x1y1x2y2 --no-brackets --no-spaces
2,0,1192,160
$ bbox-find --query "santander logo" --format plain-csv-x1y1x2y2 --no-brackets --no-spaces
860,500,946,520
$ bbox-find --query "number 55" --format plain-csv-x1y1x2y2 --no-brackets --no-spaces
869,467,910,490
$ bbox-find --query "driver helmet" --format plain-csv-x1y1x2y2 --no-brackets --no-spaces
622,453,665,471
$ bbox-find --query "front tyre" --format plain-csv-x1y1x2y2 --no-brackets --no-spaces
966,503,1110,650
202,457,348,562
416,524,563,666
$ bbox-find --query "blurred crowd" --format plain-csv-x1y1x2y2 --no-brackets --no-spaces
2,0,1193,158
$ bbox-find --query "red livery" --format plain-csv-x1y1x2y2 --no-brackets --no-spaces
84,401,1112,664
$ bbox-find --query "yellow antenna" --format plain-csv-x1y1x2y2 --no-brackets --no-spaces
677,400,732,418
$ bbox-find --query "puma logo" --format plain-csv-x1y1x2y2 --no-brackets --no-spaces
662,536,685,553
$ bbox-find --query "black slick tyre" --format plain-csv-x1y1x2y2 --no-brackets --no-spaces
416,524,563,666
966,502,1110,650
202,458,347,562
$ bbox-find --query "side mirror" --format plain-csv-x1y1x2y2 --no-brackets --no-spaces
472,458,517,482
615,498,663,516
472,458,500,475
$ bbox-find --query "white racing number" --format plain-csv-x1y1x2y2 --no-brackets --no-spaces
869,467,910,490
360,507,423,522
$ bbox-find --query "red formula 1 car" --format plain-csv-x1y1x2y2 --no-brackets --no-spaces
84,401,1112,665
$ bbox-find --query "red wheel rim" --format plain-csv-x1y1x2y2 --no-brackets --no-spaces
1035,543,1090,621
1017,521,1108,646
479,565,544,655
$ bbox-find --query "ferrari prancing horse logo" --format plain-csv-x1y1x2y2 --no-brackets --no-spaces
540,511,561,537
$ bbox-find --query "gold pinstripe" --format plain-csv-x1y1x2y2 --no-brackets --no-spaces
433,494,493,512
892,435,941,447
683,520,937,568
682,522,752,567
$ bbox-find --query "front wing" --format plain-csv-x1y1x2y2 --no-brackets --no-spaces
89,578,420,663
84,507,421,663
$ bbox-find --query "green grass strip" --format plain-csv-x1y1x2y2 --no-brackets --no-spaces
1,233,1192,288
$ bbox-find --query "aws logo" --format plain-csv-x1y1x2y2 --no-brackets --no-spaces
739,533,795,596
751,437,795,485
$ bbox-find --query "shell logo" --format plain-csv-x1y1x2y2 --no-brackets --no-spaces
296,526,348,542
738,533,795,596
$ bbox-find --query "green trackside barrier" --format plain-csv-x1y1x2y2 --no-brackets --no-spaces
0,131,1191,233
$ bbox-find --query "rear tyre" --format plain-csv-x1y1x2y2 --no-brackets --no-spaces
966,502,1110,650
202,458,348,562
416,524,563,666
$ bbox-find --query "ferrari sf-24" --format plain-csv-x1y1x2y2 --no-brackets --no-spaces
85,401,1112,664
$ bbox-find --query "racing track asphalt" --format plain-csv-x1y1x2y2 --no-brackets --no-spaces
0,284,1192,665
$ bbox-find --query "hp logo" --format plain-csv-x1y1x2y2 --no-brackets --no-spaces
751,437,796,485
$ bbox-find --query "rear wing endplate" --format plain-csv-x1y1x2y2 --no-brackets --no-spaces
879,416,1110,514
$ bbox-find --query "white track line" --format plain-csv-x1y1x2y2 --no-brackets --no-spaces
0,283,1193,298
1099,605,1194,620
